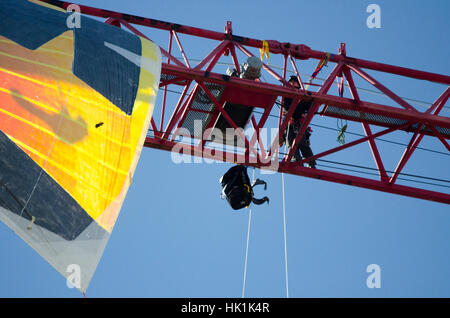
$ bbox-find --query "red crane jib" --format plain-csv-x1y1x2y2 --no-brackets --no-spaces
37,0,450,204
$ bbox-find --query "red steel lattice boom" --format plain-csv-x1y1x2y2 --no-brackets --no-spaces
41,0,450,204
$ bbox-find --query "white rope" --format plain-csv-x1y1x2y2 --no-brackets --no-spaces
281,171,289,298
242,167,255,298
281,123,290,298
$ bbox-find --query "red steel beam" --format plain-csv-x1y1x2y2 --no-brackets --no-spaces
40,0,450,84
429,126,450,152
268,97,302,158
279,162,450,205
35,0,449,204
289,54,306,90
119,20,186,68
389,127,425,185
162,80,192,140
286,62,345,162
171,84,202,141
160,31,174,131
347,64,418,112
250,116,267,159
172,30,191,68
389,88,449,184
299,124,411,168
161,63,450,131
235,43,287,85
143,137,450,204
426,87,450,115
197,81,254,156
343,67,388,182
229,44,241,74
194,41,230,71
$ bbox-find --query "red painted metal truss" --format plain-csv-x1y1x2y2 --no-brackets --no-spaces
41,0,450,204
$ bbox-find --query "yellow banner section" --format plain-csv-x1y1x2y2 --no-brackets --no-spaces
0,32,161,232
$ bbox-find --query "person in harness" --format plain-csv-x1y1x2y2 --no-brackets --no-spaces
220,165,269,210
280,76,317,168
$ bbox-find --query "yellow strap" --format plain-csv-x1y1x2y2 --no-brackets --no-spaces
306,52,332,90
260,40,269,62
323,52,331,66
244,184,251,208
317,52,331,69
27,216,36,231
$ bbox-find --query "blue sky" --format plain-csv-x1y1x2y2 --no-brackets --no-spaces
0,0,449,297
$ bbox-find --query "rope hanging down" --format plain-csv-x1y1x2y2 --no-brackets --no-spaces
242,168,255,298
241,167,289,298
281,128,290,298
281,171,289,298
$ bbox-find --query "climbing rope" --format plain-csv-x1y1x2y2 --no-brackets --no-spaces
242,166,289,298
242,167,255,298
281,125,290,298
281,171,289,298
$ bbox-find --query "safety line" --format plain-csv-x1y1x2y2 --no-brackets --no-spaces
242,167,255,298
281,124,290,298
281,171,289,298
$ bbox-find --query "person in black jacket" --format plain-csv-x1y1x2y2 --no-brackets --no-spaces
220,165,269,210
280,76,316,168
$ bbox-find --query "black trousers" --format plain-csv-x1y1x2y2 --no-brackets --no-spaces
286,122,315,165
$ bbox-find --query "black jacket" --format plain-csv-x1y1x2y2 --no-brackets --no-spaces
283,98,313,121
